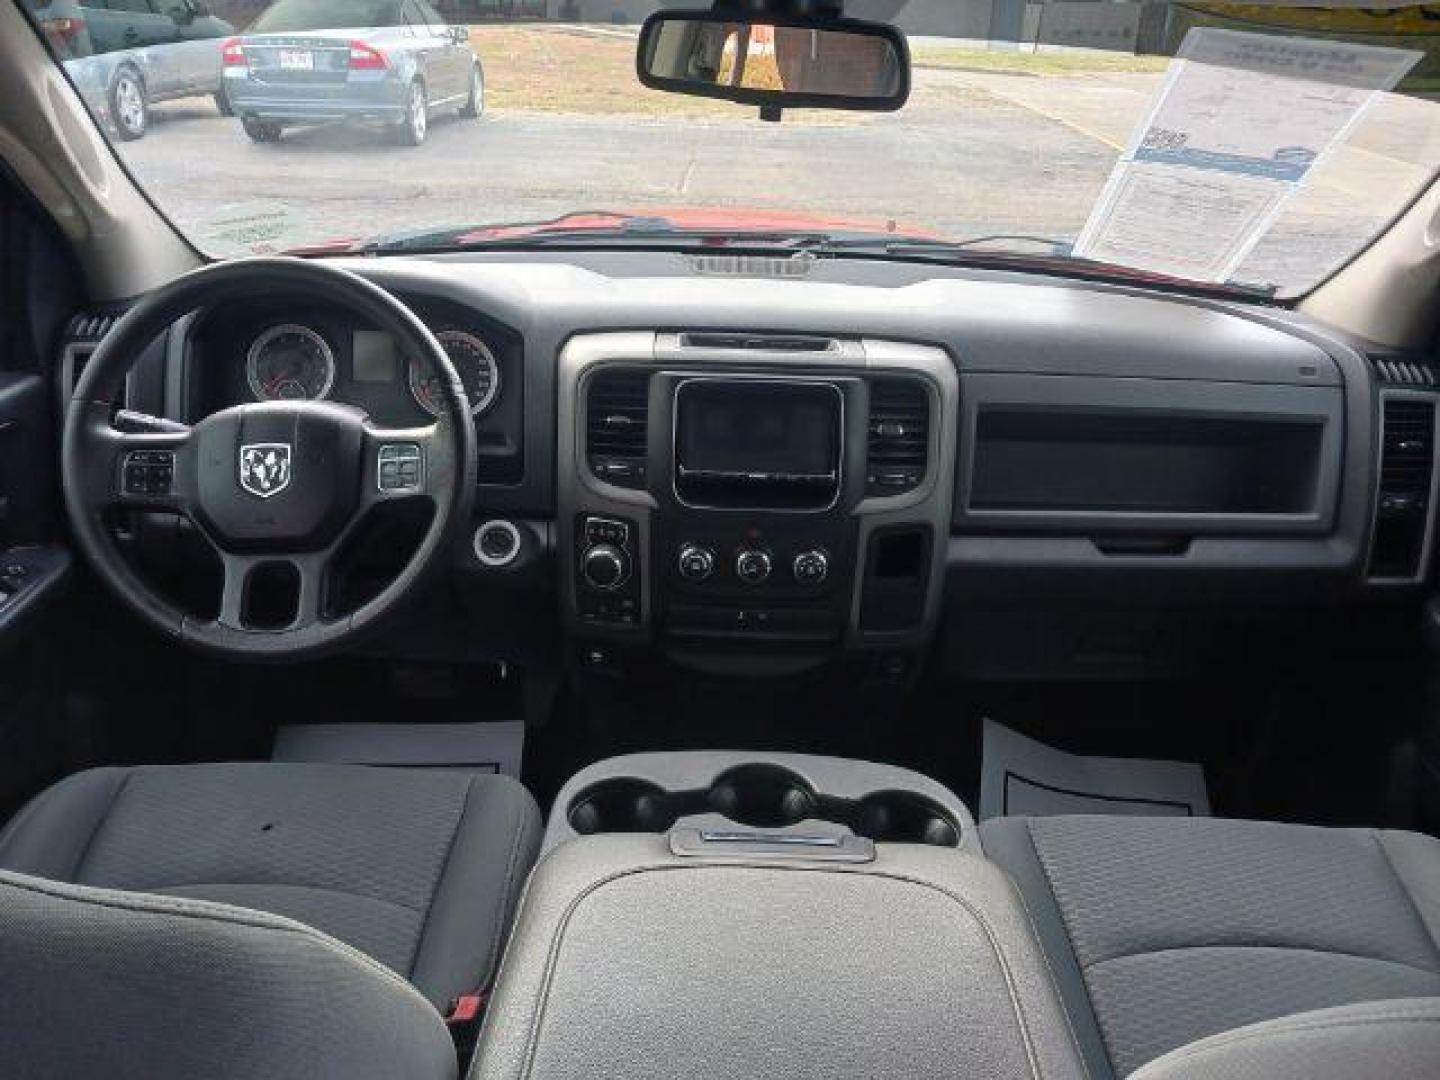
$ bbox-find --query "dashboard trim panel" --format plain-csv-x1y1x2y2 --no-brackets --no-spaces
557,332,959,649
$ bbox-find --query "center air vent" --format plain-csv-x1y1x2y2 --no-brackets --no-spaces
1370,396,1437,580
586,370,650,488
866,377,930,495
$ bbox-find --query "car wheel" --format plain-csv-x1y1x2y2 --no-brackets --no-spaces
214,87,235,118
241,116,282,143
396,80,427,146
109,67,147,142
459,64,484,119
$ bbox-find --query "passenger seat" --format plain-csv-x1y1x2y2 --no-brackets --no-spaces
981,815,1440,1078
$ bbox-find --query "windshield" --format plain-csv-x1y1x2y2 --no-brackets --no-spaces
18,0,1440,297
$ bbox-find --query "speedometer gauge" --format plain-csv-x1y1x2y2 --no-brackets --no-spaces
246,324,336,401
408,330,500,419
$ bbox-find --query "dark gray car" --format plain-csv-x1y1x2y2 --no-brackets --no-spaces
223,0,483,146
32,0,234,140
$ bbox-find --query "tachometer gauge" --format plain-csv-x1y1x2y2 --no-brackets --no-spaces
408,330,500,418
246,324,336,401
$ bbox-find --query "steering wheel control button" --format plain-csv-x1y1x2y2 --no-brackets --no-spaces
735,548,772,585
122,450,176,495
678,543,715,582
377,443,423,493
474,520,522,568
793,549,829,586
582,543,630,591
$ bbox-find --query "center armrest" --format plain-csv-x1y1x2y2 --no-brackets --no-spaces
470,834,1085,1080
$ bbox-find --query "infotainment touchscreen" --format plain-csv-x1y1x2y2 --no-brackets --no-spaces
677,380,839,479
674,379,841,509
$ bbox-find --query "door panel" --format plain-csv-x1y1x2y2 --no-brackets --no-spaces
167,8,231,95
0,185,75,825
419,2,466,101
85,0,178,55
0,374,52,550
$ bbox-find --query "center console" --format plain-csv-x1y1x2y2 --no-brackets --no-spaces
471,751,1086,1080
557,333,960,659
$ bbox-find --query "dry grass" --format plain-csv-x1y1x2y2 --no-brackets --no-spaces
911,46,1170,78
468,26,861,124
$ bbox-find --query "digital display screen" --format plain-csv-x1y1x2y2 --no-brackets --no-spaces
676,380,839,479
352,330,398,382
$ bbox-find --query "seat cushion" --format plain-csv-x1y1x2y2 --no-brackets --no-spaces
0,762,542,1009
1128,997,1440,1080
981,815,1440,1078
0,870,458,1080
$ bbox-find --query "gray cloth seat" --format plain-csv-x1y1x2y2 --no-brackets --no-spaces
0,870,460,1080
1128,997,1440,1080
0,762,542,1011
981,815,1440,1079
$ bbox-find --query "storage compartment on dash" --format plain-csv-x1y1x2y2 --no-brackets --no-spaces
673,378,842,511
969,409,1326,516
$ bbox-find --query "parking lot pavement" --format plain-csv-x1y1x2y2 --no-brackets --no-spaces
119,72,1117,250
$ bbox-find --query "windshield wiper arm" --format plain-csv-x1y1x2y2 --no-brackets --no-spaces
351,210,836,254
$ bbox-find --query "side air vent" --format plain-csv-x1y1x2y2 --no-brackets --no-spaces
679,333,838,353
68,310,120,341
1372,355,1440,388
866,377,930,495
586,369,650,488
60,308,128,413
1370,396,1437,580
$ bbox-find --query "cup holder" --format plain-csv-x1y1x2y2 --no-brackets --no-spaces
706,764,817,828
851,791,961,847
569,779,678,836
564,766,962,847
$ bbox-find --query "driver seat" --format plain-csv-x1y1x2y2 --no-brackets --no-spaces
0,762,542,1013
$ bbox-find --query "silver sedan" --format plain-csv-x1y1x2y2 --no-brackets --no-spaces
222,0,482,146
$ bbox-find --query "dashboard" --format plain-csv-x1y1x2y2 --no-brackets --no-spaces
65,251,1440,679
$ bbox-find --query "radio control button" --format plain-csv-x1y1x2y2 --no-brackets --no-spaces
735,548,772,585
678,544,715,582
793,549,829,586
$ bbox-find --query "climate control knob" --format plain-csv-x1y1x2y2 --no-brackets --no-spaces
581,544,630,591
793,549,829,586
735,548,772,585
678,543,715,582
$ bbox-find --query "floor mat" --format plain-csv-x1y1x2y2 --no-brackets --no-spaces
978,718,1210,820
273,721,524,779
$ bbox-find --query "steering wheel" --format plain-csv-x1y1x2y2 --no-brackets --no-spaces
62,257,476,660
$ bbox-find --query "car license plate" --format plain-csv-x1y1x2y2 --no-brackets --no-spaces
278,50,314,71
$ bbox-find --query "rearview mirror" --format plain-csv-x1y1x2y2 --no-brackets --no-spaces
637,10,909,114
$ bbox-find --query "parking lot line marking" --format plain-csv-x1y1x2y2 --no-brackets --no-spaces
978,84,1128,152
678,156,697,195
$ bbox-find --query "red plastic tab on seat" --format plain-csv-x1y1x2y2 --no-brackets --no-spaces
447,992,485,1025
